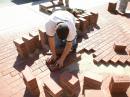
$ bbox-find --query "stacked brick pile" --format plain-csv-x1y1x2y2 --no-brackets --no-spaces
75,11,98,34
13,28,47,58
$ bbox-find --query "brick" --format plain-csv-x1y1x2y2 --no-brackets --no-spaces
90,11,98,26
113,41,127,54
110,55,120,63
60,72,79,88
39,27,48,49
29,30,41,49
79,17,89,33
84,90,105,97
112,75,130,93
84,72,103,89
108,2,117,13
43,76,63,97
13,38,28,58
22,66,39,93
22,35,36,54
101,75,113,97
59,72,80,96
82,13,90,25
118,55,129,64
75,20,80,31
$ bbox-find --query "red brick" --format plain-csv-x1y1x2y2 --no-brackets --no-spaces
79,17,89,33
22,35,36,54
113,41,127,54
84,90,105,97
84,72,103,89
75,20,80,31
118,55,129,64
13,38,28,58
112,75,130,93
110,55,120,63
22,66,39,93
108,2,117,13
101,75,113,97
60,72,79,88
82,13,90,25
29,30,41,49
90,11,98,26
43,76,63,97
39,27,48,49
59,72,80,96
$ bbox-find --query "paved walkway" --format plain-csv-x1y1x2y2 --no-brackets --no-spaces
0,0,130,97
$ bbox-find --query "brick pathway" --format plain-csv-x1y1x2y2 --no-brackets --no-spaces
0,1,130,97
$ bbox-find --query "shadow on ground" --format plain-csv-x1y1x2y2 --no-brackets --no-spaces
11,0,48,5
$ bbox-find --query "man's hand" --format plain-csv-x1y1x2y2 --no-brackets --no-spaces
56,58,64,68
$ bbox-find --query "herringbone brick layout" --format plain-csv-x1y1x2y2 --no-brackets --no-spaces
0,1,130,97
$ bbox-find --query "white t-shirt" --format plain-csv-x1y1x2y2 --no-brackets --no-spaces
45,10,77,41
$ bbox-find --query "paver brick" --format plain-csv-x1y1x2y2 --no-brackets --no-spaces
75,20,80,31
108,2,117,13
90,11,98,26
112,75,130,93
84,72,103,89
29,30,41,49
79,17,89,33
110,55,120,63
113,41,127,54
13,38,28,58
39,27,48,49
22,35,36,54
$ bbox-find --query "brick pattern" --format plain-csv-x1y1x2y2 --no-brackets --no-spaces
83,20,130,64
46,53,81,72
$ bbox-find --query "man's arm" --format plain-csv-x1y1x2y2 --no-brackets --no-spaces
57,41,72,68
